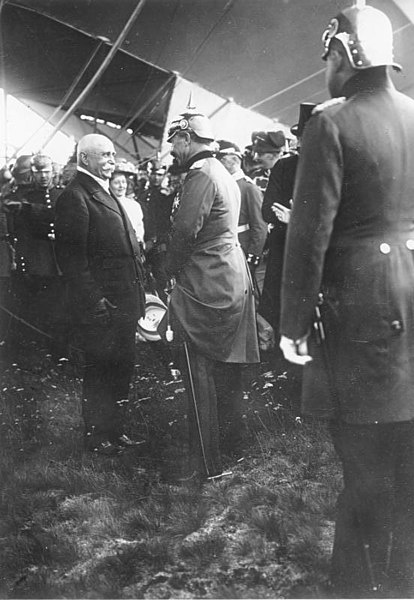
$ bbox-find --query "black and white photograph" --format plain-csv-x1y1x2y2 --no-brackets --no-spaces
1,1,414,598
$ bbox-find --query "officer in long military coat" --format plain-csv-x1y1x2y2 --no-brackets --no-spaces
280,4,414,597
164,109,259,481
55,134,145,456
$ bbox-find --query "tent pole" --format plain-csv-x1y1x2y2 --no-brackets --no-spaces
9,36,109,162
132,135,141,161
113,74,176,142
135,132,158,150
40,0,148,151
208,98,231,119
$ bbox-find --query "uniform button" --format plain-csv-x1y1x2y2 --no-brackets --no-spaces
406,239,414,250
379,242,391,254
391,320,403,332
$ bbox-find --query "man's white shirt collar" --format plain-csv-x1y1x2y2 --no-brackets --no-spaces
77,166,110,193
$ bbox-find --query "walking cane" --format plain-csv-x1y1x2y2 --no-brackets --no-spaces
314,294,380,595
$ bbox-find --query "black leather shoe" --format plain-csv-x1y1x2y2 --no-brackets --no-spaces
88,440,124,456
115,434,146,448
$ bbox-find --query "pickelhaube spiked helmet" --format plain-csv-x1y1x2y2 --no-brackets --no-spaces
167,111,215,143
321,0,401,72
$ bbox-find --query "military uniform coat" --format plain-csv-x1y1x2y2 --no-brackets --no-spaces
165,153,259,364
281,70,414,424
235,173,267,258
9,187,62,277
260,154,298,331
55,171,145,322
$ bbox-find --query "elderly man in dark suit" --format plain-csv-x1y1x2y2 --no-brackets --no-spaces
55,134,145,456
280,3,414,597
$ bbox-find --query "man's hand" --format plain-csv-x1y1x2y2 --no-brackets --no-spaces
280,334,312,365
90,297,117,325
271,202,291,224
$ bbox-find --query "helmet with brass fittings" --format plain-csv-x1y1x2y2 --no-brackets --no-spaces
321,1,401,72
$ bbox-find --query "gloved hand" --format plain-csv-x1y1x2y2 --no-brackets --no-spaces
279,334,312,366
90,297,117,325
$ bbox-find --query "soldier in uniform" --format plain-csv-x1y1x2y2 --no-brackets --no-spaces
4,153,65,355
216,140,267,276
279,3,414,597
139,165,173,302
163,108,259,482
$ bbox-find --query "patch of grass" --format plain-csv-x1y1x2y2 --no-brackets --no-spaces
179,530,226,564
249,506,288,546
0,342,341,599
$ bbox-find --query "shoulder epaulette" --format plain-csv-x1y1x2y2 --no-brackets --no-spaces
312,97,346,114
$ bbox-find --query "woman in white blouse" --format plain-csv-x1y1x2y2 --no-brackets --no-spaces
110,168,145,245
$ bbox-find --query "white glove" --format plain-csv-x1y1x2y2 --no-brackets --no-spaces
280,334,312,366
271,202,291,224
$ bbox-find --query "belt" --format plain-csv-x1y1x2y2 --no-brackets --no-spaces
237,224,250,234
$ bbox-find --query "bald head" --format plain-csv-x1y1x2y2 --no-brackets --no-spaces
77,134,116,180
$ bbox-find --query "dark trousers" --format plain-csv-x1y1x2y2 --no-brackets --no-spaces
179,341,244,479
146,249,168,303
329,419,414,598
81,312,137,446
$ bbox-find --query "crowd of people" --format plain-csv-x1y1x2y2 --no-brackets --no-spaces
2,1,414,596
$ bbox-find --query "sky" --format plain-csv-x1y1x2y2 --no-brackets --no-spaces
0,90,76,167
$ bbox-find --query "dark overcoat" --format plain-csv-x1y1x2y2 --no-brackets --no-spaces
165,154,259,364
259,154,298,330
55,171,145,323
281,70,414,424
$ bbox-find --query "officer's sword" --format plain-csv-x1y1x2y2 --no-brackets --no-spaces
183,340,212,479
314,293,380,595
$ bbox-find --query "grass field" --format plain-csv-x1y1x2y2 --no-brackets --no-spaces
0,340,341,599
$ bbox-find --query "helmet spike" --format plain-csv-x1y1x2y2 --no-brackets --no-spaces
355,0,366,8
186,91,196,111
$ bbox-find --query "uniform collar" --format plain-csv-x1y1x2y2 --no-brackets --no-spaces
341,68,393,99
184,150,214,171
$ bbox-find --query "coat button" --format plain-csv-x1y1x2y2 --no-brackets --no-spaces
406,239,414,250
379,243,391,254
391,320,403,332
